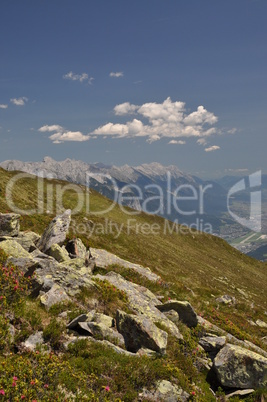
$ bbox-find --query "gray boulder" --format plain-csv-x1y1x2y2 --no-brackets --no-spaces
86,322,125,347
67,314,89,330
15,231,40,251
91,312,114,328
22,331,44,351
0,213,20,236
40,284,70,310
216,295,236,305
213,344,267,389
7,256,38,277
156,300,198,328
37,209,71,252
139,380,189,402
0,239,32,259
94,272,182,340
199,335,226,358
47,244,70,262
163,309,180,326
91,247,161,282
116,309,168,354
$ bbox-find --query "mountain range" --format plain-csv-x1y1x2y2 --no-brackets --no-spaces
0,157,231,230
1,157,267,260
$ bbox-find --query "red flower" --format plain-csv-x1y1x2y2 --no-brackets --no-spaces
0,389,5,395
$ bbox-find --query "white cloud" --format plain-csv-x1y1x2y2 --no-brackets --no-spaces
38,125,90,144
10,97,28,106
109,71,124,78
63,71,94,84
91,97,220,144
0,104,8,109
114,102,138,115
227,128,237,134
168,140,186,145
205,145,220,152
39,125,63,133
197,138,207,145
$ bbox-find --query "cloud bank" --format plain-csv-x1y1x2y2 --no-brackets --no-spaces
40,98,231,147
92,97,219,143
0,104,8,109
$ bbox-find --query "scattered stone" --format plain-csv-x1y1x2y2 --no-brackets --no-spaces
59,257,91,270
22,331,44,351
66,238,89,259
137,348,159,358
0,239,32,259
199,336,226,358
40,284,70,310
91,312,114,328
197,316,267,358
216,295,236,305
47,244,70,262
116,309,168,354
37,209,71,252
87,322,125,347
0,213,20,236
139,380,189,402
156,300,198,328
163,309,180,326
8,324,16,342
64,336,135,357
256,319,267,329
94,272,183,340
67,314,89,330
6,256,38,277
213,344,267,389
15,231,40,251
225,389,255,400
77,322,93,336
91,247,161,282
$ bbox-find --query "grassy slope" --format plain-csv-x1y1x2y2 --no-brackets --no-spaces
0,167,266,346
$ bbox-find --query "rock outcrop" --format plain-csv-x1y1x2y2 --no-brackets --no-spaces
116,310,168,354
37,209,71,252
0,213,20,236
94,272,183,340
156,300,198,328
213,344,267,389
139,380,190,402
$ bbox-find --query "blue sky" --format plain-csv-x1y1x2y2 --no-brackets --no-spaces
0,0,266,178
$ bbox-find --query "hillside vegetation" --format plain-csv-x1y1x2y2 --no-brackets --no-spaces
0,167,266,401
